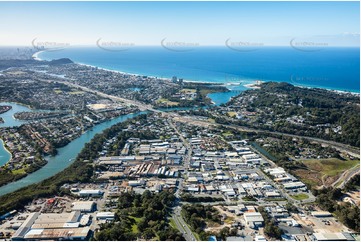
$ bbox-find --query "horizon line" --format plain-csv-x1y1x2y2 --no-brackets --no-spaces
0,44,360,48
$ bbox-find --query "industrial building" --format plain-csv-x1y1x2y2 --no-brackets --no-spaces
71,201,96,212
283,181,306,190
243,212,264,228
11,211,90,241
311,211,332,217
96,212,115,221
313,233,351,241
78,189,104,197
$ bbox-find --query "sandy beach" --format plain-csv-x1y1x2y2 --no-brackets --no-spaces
34,51,359,96
32,50,45,61
244,80,264,89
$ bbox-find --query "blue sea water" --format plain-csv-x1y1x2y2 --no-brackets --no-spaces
38,46,360,93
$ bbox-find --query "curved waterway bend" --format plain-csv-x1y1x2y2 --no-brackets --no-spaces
0,102,33,128
0,111,146,196
0,102,33,166
0,139,11,167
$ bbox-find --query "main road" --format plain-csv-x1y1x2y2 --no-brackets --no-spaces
40,75,360,180
332,165,360,189
39,76,360,159
171,205,196,241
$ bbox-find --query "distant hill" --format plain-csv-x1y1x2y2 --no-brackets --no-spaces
48,58,73,65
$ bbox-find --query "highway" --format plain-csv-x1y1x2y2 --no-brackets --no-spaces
171,206,196,241
167,118,197,240
39,76,360,160
39,74,360,192
50,77,359,191
332,165,360,189
39,77,159,112
171,116,359,159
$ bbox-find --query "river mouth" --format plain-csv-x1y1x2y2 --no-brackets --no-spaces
207,85,248,105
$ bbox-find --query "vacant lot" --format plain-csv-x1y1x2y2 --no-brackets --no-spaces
156,98,179,107
294,158,359,188
181,88,196,93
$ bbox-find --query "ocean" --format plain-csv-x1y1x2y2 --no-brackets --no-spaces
38,46,360,93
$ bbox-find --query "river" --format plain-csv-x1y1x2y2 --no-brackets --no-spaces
0,102,33,166
0,102,32,128
0,103,145,196
0,139,11,167
0,100,226,196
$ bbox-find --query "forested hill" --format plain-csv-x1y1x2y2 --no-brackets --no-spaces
227,82,360,147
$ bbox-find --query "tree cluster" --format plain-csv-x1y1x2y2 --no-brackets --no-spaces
95,190,185,241
314,187,360,232
258,206,283,240
181,204,221,240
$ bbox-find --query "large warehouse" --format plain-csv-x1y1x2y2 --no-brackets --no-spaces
11,211,90,241
243,212,264,228
71,201,96,212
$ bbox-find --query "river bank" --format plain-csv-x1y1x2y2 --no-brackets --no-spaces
0,111,145,196
0,105,12,115
0,139,11,167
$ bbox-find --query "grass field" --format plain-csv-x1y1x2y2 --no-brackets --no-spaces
222,130,233,137
181,88,196,93
291,193,309,200
199,89,219,96
295,158,360,187
12,168,26,175
224,216,235,224
227,111,237,118
303,158,359,177
207,118,216,123
129,216,141,233
69,91,85,95
156,98,179,106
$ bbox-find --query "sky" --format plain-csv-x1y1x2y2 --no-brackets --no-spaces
0,1,359,47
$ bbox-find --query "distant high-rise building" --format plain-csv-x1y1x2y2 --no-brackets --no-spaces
178,78,184,85
172,76,178,83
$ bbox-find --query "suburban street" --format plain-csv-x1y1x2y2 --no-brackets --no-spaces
39,75,360,161
39,74,357,202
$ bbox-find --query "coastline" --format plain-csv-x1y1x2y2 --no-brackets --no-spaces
34,50,242,89
34,50,360,95
32,50,45,61
76,62,224,86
